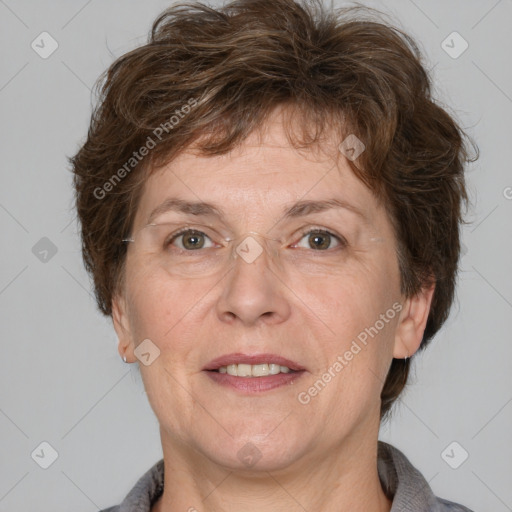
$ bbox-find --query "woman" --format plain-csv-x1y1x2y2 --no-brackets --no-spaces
69,0,478,510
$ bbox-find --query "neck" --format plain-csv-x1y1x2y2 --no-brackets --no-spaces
152,427,392,512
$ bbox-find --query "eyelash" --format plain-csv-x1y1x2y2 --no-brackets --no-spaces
166,227,348,252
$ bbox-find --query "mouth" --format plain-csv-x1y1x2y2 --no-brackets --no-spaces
207,362,301,376
202,353,306,393
203,353,305,373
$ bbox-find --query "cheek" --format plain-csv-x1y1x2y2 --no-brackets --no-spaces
123,265,173,337
124,240,400,358
125,265,215,352
305,259,397,328
299,257,399,380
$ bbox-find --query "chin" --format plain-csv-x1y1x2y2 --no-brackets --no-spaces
197,432,307,473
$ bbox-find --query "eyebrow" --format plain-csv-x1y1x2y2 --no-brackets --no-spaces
146,197,369,225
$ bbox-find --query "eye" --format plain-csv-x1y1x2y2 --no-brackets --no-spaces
167,229,215,251
293,228,346,251
164,227,346,252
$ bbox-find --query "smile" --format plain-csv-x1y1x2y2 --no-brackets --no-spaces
204,367,306,392
216,363,293,376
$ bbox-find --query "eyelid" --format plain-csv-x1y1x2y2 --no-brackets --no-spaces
166,226,221,248
167,224,348,250
294,226,348,249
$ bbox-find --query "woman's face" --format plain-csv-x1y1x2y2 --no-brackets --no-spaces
113,109,432,473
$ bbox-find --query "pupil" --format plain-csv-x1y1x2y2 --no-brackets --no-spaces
183,231,204,250
310,233,329,250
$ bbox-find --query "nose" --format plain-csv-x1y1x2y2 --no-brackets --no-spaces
215,232,291,326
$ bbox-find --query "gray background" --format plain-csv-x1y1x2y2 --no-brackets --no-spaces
0,0,511,510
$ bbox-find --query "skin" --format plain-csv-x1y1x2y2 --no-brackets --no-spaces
113,106,435,512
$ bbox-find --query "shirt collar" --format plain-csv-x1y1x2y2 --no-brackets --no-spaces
377,441,441,511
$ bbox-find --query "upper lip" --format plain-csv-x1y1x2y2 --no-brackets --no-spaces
203,353,306,371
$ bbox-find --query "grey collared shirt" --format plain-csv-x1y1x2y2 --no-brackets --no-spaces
100,441,475,512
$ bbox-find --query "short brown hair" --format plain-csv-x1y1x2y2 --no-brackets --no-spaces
69,0,477,421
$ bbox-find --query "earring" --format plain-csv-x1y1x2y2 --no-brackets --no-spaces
123,355,127,363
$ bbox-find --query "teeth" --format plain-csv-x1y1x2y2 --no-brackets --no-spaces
218,363,294,377
252,364,270,377
268,364,281,375
227,364,238,376
236,364,252,377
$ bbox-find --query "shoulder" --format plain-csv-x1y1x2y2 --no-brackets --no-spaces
437,497,476,511
98,458,164,512
377,441,477,512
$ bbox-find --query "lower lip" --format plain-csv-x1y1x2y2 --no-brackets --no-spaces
204,370,306,392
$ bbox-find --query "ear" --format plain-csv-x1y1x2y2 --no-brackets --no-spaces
393,281,436,359
112,293,134,363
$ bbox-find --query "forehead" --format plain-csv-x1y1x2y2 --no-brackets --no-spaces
134,114,381,231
